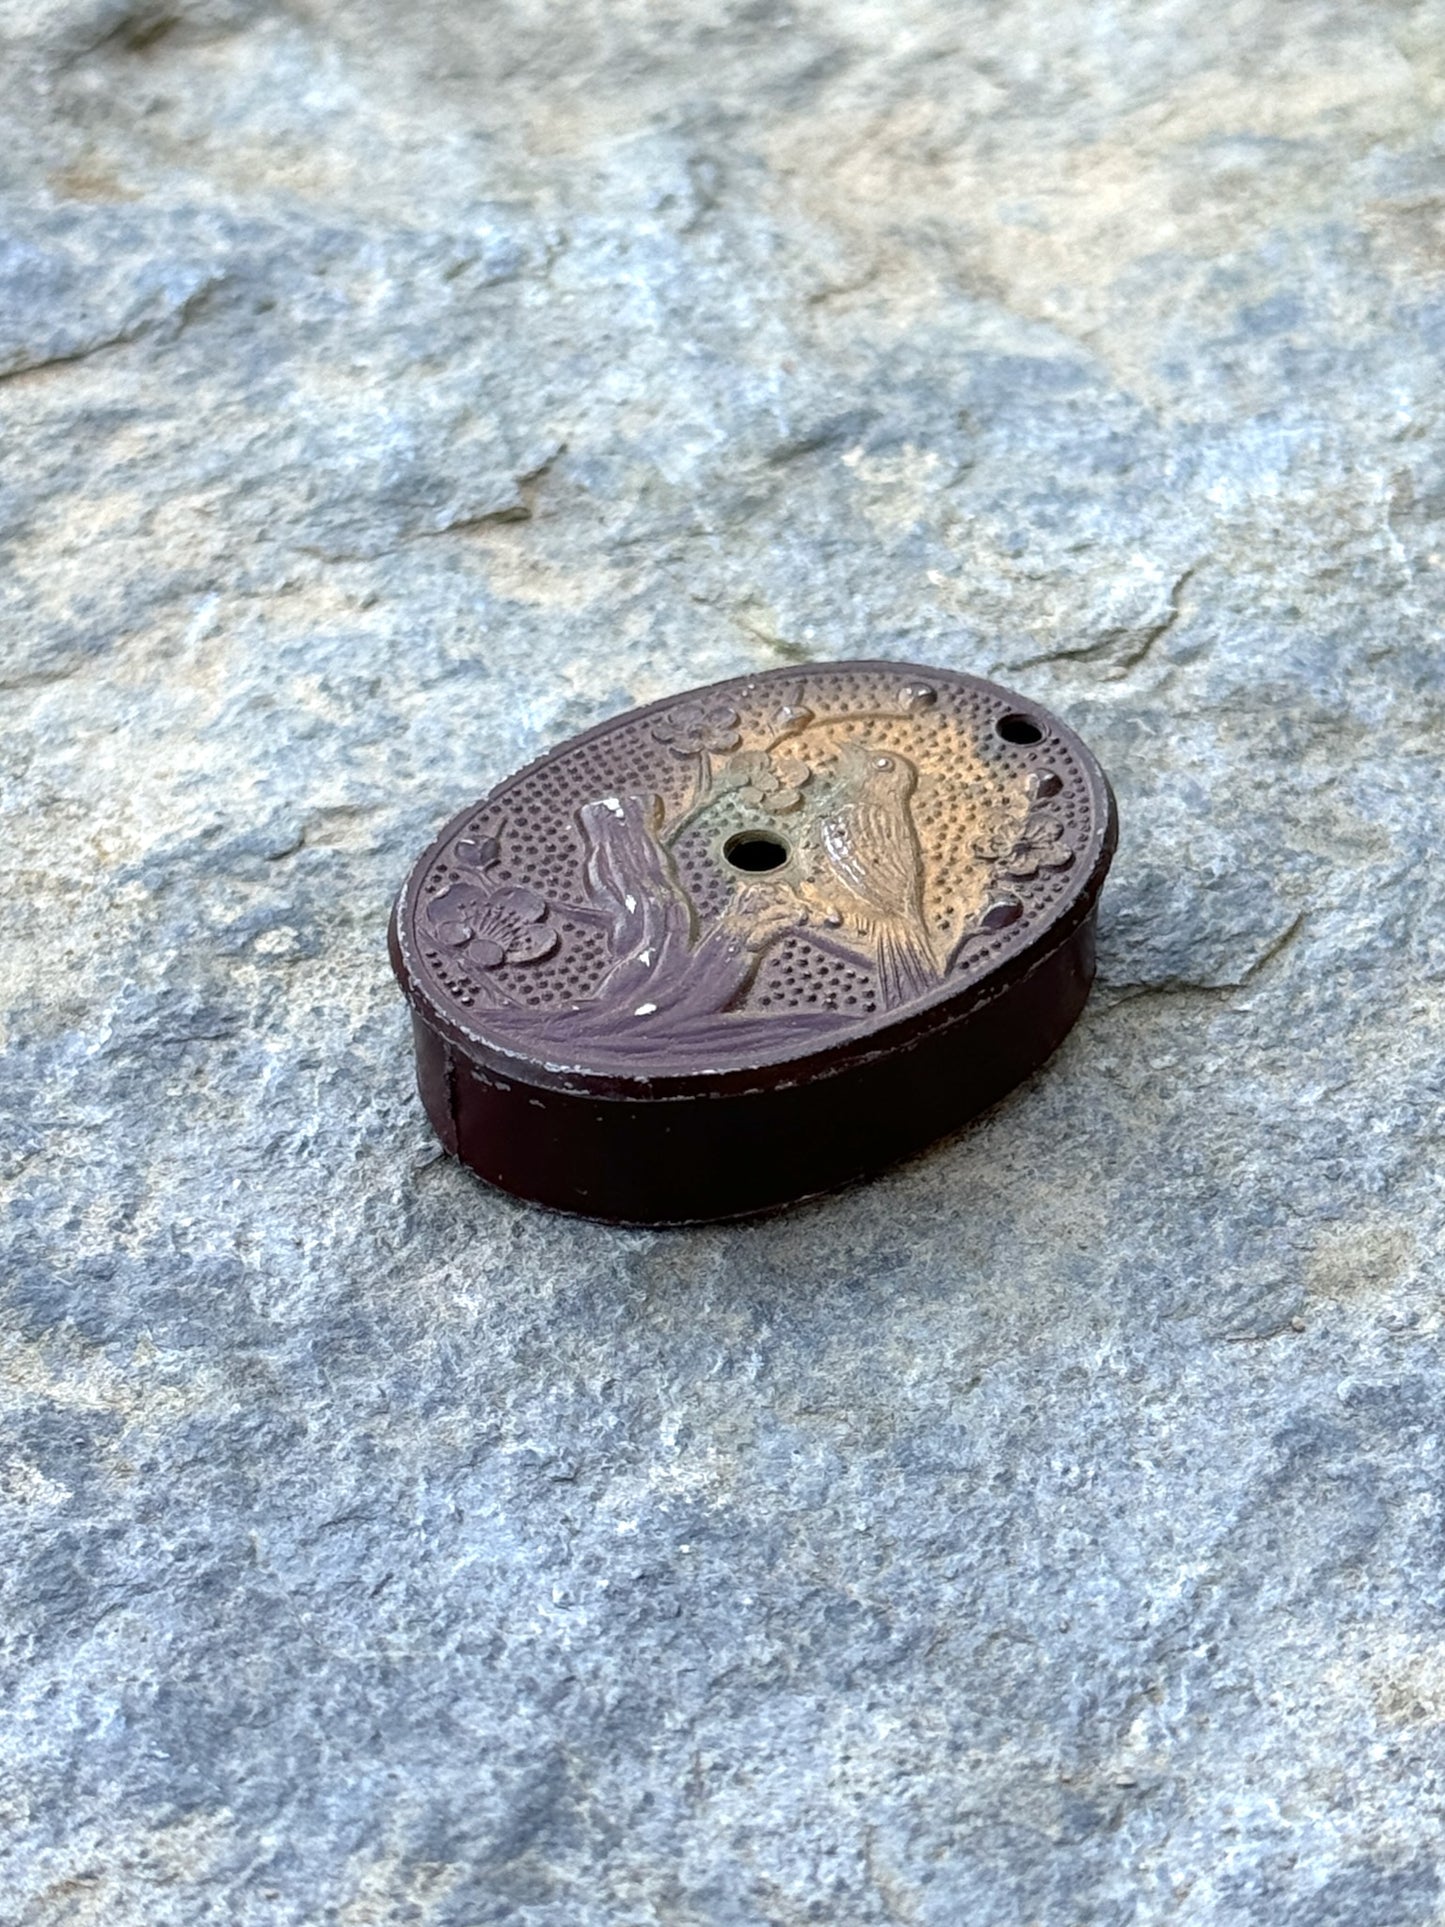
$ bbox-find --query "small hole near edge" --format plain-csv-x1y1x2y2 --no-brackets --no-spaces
996,713,1045,745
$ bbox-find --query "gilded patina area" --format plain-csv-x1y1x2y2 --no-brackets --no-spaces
404,664,1103,1069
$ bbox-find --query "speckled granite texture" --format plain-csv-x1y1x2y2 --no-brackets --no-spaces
3,3,1445,1922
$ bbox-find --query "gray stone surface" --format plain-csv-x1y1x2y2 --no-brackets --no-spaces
3,1,1445,1920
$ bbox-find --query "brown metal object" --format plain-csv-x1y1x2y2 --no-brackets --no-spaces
389,661,1117,1223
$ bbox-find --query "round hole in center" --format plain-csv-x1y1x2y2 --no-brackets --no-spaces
724,830,790,873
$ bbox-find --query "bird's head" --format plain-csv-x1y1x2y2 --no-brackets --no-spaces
835,739,918,799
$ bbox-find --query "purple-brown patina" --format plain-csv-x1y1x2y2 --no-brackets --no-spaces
390,661,1117,1223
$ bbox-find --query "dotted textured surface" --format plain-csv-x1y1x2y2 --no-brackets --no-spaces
397,663,1108,1069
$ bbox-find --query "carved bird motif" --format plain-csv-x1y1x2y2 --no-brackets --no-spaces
796,739,941,1008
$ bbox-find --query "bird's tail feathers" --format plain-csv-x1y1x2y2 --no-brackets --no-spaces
873,921,939,1008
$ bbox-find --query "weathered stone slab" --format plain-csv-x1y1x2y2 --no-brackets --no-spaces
3,3,1444,1921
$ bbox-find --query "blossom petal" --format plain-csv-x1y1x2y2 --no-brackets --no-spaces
455,835,500,871
730,751,770,781
491,884,549,923
427,882,487,924
468,936,506,967
506,925,560,964
981,895,1023,930
999,840,1042,878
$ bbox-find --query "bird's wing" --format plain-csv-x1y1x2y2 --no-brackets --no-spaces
817,807,876,903
858,800,925,913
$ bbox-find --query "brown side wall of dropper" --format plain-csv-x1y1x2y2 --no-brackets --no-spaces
389,662,1118,1224
399,907,1099,1225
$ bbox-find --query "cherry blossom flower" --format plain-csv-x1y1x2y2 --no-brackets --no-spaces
426,881,558,967
975,812,1074,881
729,750,812,815
650,700,742,757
